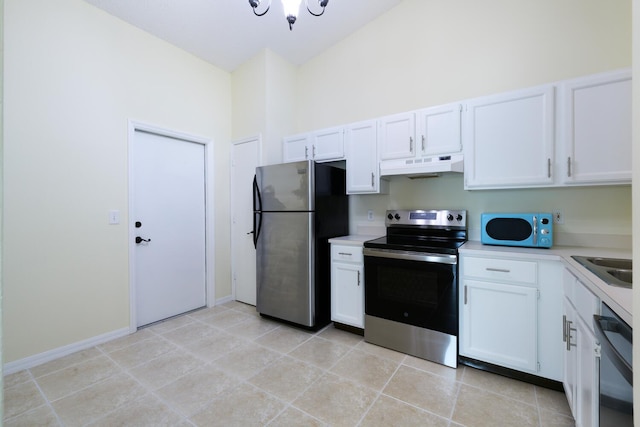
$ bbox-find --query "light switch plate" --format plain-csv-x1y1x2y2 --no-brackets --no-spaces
109,210,120,225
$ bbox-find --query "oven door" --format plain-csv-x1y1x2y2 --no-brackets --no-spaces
363,248,458,336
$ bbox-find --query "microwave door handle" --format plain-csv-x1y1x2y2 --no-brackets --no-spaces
532,215,538,246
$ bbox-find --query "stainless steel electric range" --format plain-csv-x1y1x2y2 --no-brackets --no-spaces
363,209,467,368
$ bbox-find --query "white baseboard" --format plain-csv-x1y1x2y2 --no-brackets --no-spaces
215,295,234,306
3,327,130,376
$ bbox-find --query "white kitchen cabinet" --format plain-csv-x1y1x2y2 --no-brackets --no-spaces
345,120,388,194
559,68,631,185
330,242,364,329
459,252,563,380
283,133,310,163
461,270,538,372
562,268,599,427
378,112,415,161
283,126,344,163
379,104,464,176
464,85,555,189
416,103,462,157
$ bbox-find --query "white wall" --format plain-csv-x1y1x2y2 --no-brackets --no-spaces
3,0,232,363
295,0,632,241
1,0,4,411
232,49,297,166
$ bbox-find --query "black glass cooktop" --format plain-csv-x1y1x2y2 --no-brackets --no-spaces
364,235,465,255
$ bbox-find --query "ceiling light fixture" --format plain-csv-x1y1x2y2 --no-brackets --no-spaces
249,0,329,31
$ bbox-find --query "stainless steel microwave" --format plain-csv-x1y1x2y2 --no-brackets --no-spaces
481,213,553,248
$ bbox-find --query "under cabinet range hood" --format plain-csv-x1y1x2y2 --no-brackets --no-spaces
379,154,464,177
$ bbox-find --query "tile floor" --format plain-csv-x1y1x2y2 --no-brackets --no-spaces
4,301,575,426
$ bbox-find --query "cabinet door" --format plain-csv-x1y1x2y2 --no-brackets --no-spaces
283,134,310,163
346,120,382,194
416,103,462,156
576,314,599,427
312,126,344,162
378,112,415,160
562,297,578,419
464,85,555,189
461,280,538,372
560,69,631,184
331,262,364,328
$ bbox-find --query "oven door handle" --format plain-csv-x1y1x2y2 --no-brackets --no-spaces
363,247,457,264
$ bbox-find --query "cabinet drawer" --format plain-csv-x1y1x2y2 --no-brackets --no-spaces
463,256,537,284
331,244,363,264
574,280,599,327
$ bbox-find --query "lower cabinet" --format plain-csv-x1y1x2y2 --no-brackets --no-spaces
330,241,364,329
459,252,563,381
461,280,538,372
563,269,599,427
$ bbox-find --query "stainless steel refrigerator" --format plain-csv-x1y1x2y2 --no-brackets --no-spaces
253,160,349,329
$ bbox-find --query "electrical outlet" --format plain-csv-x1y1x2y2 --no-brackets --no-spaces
553,210,564,225
367,210,374,221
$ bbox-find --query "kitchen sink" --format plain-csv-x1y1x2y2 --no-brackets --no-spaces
571,256,632,289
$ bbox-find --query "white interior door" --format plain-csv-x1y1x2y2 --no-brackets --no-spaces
231,136,260,305
133,130,206,327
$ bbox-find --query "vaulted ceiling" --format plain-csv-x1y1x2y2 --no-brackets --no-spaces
85,0,403,72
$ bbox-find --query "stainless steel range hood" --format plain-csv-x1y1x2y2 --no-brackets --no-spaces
379,154,464,177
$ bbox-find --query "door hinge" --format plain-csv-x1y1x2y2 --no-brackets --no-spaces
537,361,541,372
537,289,541,300
595,343,602,358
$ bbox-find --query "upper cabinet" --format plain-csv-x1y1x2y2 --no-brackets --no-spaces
282,133,310,163
283,68,630,189
464,85,555,189
283,126,345,163
379,104,464,177
559,69,631,185
464,68,631,190
345,120,388,194
416,103,463,157
378,112,416,160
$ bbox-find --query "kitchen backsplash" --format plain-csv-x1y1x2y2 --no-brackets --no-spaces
349,174,631,249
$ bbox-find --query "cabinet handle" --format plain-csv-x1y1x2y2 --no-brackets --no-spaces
409,137,413,152
357,270,361,286
486,267,510,273
422,135,425,151
547,158,551,178
371,172,374,187
464,285,468,305
567,157,572,177
562,315,567,342
566,320,577,351
338,252,352,257
305,146,308,159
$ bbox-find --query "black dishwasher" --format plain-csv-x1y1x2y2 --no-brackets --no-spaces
594,303,633,426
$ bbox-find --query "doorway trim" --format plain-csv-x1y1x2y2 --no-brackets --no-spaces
127,120,216,333
230,134,262,303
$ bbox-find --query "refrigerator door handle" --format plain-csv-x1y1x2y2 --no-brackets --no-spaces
253,175,261,212
254,212,262,248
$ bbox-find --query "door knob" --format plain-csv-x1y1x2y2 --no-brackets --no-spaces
136,236,151,244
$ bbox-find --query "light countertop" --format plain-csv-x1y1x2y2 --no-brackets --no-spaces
328,235,381,246
460,241,632,325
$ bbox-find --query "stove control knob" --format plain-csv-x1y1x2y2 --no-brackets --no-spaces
456,214,463,221
394,213,401,220
447,214,454,221
387,213,394,220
